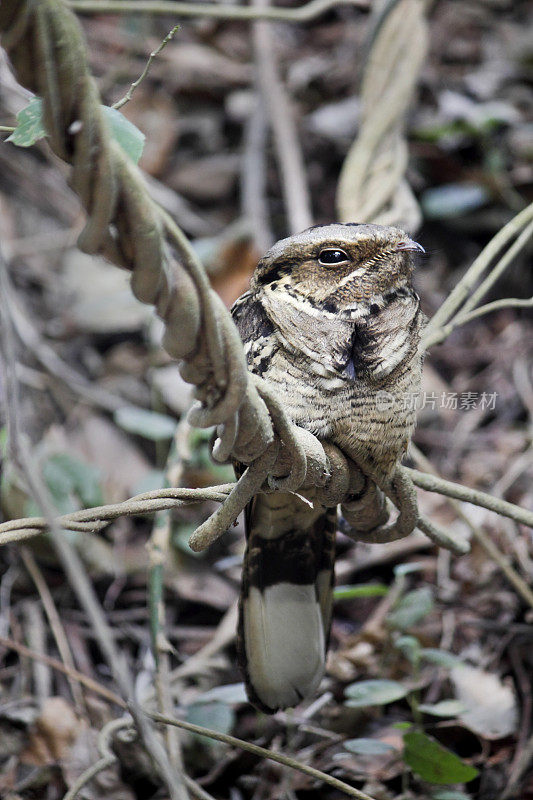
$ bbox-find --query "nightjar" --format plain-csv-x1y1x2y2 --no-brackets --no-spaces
231,223,426,713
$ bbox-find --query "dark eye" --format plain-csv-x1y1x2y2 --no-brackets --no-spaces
318,248,349,265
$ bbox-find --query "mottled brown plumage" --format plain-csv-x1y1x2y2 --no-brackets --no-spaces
231,223,426,713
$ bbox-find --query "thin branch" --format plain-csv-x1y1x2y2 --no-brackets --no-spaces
143,601,239,706
501,731,533,800
183,779,218,800
336,0,427,231
113,24,180,110
252,0,313,233
422,296,533,349
67,715,233,800
20,547,87,712
188,445,278,551
22,601,51,702
424,201,533,338
403,467,533,529
63,754,116,800
409,446,533,610
147,429,190,799
146,710,378,800
0,634,126,708
417,514,469,556
241,99,273,252
68,0,369,22
51,525,190,799
458,218,533,319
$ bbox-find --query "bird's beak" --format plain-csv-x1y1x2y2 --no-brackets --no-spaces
395,239,425,254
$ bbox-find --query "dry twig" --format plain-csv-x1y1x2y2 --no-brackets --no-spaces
252,0,312,233
68,0,369,22
147,709,377,800
20,546,86,712
113,23,180,110
0,634,126,707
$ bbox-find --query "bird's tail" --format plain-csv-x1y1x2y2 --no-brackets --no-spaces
237,491,336,713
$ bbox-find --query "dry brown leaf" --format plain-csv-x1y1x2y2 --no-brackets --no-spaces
120,89,179,178
21,697,81,765
210,237,260,308
157,42,251,92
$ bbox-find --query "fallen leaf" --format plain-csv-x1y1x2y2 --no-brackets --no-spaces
451,664,518,739
22,697,81,765
210,235,260,308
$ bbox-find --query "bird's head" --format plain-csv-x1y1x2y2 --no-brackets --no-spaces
251,223,424,310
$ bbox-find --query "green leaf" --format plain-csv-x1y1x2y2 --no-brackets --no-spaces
419,700,467,718
6,98,46,147
345,679,408,708
420,648,464,669
403,731,479,785
50,453,103,508
42,453,103,514
102,105,145,164
43,458,75,513
334,583,389,600
395,635,421,664
388,587,434,631
344,738,398,755
114,407,177,441
6,98,145,164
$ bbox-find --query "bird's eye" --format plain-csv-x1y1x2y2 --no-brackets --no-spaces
318,248,349,265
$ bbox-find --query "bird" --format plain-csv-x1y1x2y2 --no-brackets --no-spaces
230,222,426,713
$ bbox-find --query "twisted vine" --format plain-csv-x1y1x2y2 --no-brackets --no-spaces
336,0,428,232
